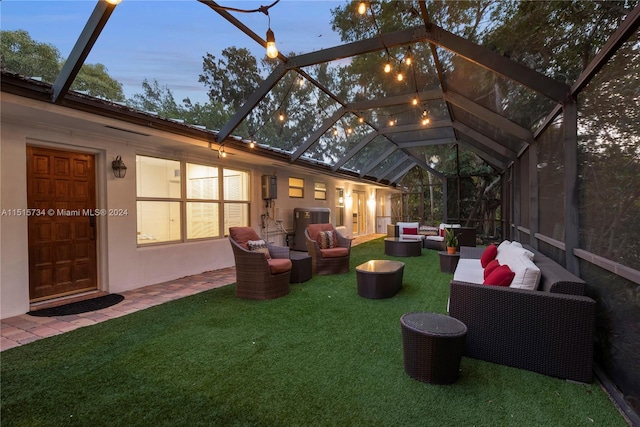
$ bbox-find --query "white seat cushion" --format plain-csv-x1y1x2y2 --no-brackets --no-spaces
453,258,483,284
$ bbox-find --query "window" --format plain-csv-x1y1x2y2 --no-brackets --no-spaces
186,163,219,239
136,155,250,245
136,156,181,244
314,182,327,200
223,168,250,235
289,177,304,198
336,188,345,226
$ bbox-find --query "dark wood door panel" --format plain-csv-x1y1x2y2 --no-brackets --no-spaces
27,146,97,301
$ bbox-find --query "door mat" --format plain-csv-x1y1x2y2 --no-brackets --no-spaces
28,294,125,317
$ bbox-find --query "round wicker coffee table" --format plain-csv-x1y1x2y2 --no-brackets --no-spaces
400,312,467,384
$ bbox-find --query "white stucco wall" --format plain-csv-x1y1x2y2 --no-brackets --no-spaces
0,94,396,319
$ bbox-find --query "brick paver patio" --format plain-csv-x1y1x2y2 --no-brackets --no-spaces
1,234,383,351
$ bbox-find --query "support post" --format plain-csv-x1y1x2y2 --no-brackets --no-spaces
563,97,580,275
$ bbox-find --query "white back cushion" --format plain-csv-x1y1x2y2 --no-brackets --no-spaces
508,255,541,290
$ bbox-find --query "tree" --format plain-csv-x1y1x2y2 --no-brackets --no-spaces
1,29,125,101
74,63,125,102
1,29,61,82
198,47,262,113
128,78,182,117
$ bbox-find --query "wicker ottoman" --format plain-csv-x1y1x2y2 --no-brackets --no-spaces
400,312,467,384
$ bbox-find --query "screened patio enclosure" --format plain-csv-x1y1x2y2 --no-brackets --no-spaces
1,0,639,422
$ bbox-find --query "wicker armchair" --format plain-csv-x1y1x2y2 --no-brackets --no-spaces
228,227,291,300
304,223,351,275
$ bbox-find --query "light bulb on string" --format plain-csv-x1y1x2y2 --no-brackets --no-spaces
396,71,404,82
278,111,285,121
383,61,392,73
404,47,413,65
266,27,278,59
357,1,367,15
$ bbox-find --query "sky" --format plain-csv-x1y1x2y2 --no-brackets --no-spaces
1,0,346,104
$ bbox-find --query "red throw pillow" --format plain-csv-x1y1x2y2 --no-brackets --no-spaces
483,264,515,286
480,244,498,268
483,259,500,279
404,227,418,235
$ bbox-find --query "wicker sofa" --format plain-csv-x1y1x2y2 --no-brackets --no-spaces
448,243,596,383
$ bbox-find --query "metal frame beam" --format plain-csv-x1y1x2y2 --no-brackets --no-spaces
348,90,442,112
396,138,457,148
376,155,410,181
389,162,417,184
534,3,640,139
452,121,516,160
359,146,398,177
423,24,571,103
331,131,378,171
443,91,532,142
52,1,117,103
379,120,452,136
216,65,286,142
290,108,346,161
456,138,507,172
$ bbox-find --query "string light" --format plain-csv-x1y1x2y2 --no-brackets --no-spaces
357,1,367,15
206,2,280,59
404,47,413,65
278,111,285,121
396,70,404,82
412,96,418,106
249,138,256,148
298,76,305,87
218,146,227,158
266,27,278,59
333,128,339,136
358,116,364,123
421,109,430,125
347,127,353,134
383,61,392,73
388,117,396,126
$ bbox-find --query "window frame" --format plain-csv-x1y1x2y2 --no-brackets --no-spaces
314,181,327,200
136,155,251,246
288,177,305,198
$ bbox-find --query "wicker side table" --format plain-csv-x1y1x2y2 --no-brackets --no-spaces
400,312,467,384
289,252,312,283
438,251,460,273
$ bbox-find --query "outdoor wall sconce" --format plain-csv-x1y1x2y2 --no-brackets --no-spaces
111,155,127,178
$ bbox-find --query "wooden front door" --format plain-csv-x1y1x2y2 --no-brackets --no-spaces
27,146,98,302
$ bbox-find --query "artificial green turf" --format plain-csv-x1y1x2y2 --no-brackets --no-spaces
1,239,626,426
